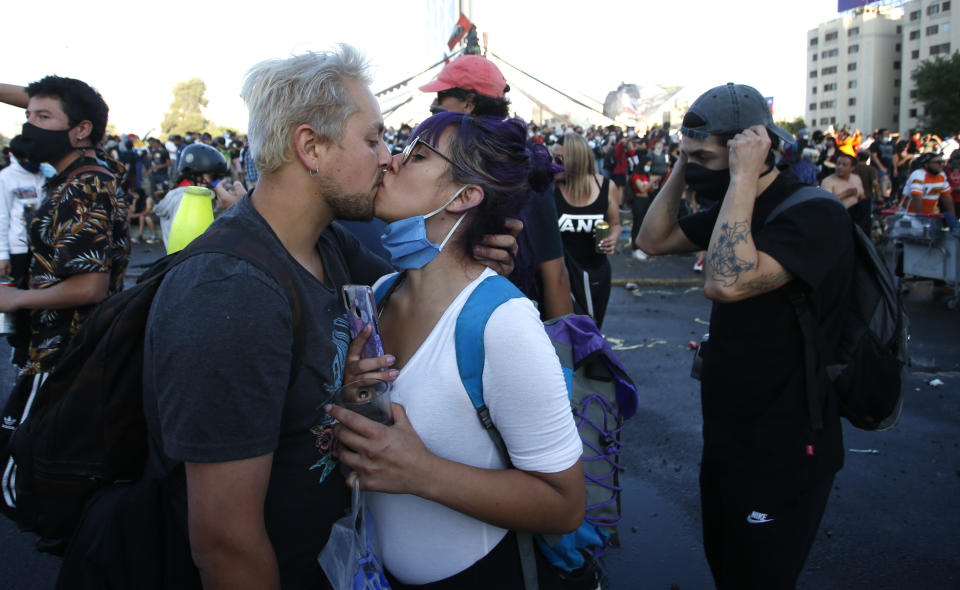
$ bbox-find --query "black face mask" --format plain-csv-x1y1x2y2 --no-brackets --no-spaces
684,163,731,204
19,160,41,174
20,122,75,164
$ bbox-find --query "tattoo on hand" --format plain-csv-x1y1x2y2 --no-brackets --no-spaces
708,221,755,287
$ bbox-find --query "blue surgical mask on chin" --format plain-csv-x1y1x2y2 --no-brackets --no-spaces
380,186,470,270
39,162,57,178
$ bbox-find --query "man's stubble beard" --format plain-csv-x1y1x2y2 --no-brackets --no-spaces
319,173,380,222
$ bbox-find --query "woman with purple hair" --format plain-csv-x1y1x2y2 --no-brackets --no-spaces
327,112,584,588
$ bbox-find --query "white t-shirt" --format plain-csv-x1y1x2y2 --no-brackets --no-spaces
366,269,582,585
0,158,44,258
155,186,186,249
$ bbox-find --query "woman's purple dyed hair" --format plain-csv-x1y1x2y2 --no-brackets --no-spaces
410,112,560,277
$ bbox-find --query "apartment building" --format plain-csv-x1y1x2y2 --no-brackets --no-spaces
806,5,903,133
807,0,959,135
900,0,958,132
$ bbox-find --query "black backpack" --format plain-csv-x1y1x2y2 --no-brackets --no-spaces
766,187,909,431
0,226,299,551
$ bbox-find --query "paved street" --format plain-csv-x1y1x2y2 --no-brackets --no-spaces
0,238,958,589
602,244,960,590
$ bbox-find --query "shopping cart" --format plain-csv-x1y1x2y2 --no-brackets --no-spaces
883,209,960,309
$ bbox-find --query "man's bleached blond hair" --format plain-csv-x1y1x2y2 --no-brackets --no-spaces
241,44,371,174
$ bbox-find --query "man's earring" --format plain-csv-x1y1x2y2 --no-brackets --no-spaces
309,166,319,177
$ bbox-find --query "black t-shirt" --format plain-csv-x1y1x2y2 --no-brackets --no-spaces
143,197,392,588
555,177,610,270
678,169,853,483
336,218,389,261
524,186,564,263
649,151,668,175
150,148,170,180
870,140,894,172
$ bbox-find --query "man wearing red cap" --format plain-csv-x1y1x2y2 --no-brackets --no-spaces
420,54,574,319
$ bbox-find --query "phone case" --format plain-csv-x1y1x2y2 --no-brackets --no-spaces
341,285,385,359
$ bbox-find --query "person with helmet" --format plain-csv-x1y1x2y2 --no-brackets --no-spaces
154,142,244,249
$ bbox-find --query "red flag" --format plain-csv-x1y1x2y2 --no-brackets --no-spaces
447,13,472,50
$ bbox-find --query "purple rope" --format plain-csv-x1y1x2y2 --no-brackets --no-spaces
572,392,626,527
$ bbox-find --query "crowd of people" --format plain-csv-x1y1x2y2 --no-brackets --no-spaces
0,45,952,590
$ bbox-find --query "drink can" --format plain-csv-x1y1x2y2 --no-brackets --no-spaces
0,282,16,336
594,221,610,253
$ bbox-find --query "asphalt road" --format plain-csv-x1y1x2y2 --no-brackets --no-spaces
599,266,960,590
0,249,958,589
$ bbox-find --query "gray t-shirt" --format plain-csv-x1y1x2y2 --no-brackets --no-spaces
143,196,391,588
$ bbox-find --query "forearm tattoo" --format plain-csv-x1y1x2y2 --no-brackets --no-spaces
743,269,790,292
708,221,756,287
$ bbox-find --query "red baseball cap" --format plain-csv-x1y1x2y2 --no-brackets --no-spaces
419,55,507,99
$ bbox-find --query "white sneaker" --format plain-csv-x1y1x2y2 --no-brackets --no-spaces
632,249,648,261
693,259,704,272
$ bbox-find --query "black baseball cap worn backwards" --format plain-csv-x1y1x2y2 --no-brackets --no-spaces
680,83,794,145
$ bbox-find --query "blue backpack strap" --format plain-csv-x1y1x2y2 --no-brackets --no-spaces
454,273,537,590
454,275,526,448
372,272,401,306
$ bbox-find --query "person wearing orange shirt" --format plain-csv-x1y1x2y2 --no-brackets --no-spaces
902,153,956,217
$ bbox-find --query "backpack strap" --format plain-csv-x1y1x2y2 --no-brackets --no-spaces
373,272,404,311
454,274,526,455
765,186,845,432
784,283,825,431
453,274,538,590
64,164,113,184
764,185,840,225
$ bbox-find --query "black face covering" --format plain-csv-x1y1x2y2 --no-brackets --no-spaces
20,122,76,164
19,160,41,174
684,163,731,204
684,161,776,204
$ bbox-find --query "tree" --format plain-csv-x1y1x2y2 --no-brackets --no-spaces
161,78,211,138
912,51,960,134
776,117,807,135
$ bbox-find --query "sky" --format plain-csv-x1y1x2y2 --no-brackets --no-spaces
0,0,850,138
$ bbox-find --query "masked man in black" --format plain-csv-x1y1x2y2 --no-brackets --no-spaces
637,83,854,589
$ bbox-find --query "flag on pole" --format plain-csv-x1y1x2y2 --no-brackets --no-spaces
447,13,473,50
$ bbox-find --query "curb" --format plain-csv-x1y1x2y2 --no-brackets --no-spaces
612,277,704,288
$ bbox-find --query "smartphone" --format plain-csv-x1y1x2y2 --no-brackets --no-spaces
341,285,385,359
690,333,709,381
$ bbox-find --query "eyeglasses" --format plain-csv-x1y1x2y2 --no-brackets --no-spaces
400,136,457,168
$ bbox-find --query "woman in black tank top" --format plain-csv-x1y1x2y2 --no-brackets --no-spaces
553,133,622,328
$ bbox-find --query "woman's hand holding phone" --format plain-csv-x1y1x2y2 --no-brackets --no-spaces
328,401,436,495
344,324,398,386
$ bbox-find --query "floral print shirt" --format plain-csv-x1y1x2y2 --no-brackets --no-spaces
24,155,130,374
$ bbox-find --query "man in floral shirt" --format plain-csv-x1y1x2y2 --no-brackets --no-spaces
0,76,129,376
